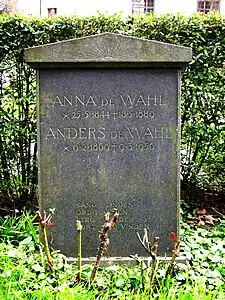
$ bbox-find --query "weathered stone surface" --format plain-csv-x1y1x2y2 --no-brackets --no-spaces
25,34,191,258
25,33,192,68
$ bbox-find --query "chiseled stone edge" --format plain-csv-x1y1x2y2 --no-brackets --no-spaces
24,33,192,65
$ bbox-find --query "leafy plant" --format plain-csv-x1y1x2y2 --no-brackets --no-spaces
0,213,225,299
0,211,38,245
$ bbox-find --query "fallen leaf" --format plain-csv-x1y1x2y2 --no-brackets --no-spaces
196,209,207,215
204,215,214,224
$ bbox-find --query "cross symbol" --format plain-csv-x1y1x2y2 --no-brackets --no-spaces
63,146,70,152
62,113,70,120
111,111,118,119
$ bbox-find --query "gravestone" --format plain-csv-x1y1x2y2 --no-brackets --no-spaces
25,33,192,259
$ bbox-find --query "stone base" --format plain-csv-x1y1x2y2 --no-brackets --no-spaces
62,256,186,266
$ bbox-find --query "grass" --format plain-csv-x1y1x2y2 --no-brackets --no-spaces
0,211,225,299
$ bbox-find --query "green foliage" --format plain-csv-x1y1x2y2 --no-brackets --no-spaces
180,219,225,287
0,213,224,299
0,211,39,245
1,13,225,209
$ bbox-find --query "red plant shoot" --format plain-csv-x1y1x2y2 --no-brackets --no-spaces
170,232,179,253
170,232,177,242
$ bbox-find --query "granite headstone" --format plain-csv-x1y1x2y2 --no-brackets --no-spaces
25,33,192,259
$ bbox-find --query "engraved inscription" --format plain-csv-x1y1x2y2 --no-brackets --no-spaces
45,127,172,140
120,94,166,107
74,201,149,231
52,94,165,107
69,142,155,153
53,95,97,107
61,110,155,120
45,127,106,140
45,92,173,153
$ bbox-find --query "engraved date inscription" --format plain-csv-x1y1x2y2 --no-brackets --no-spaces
62,142,155,153
63,110,155,120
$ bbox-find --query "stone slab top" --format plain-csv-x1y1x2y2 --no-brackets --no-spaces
24,33,192,68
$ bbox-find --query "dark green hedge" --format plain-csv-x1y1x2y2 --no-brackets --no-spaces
1,13,225,210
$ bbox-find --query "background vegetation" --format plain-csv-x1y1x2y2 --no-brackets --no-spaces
0,12,225,211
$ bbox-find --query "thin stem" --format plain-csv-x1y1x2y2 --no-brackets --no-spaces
90,210,119,283
42,226,55,278
76,220,82,281
78,230,81,278
37,209,55,278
